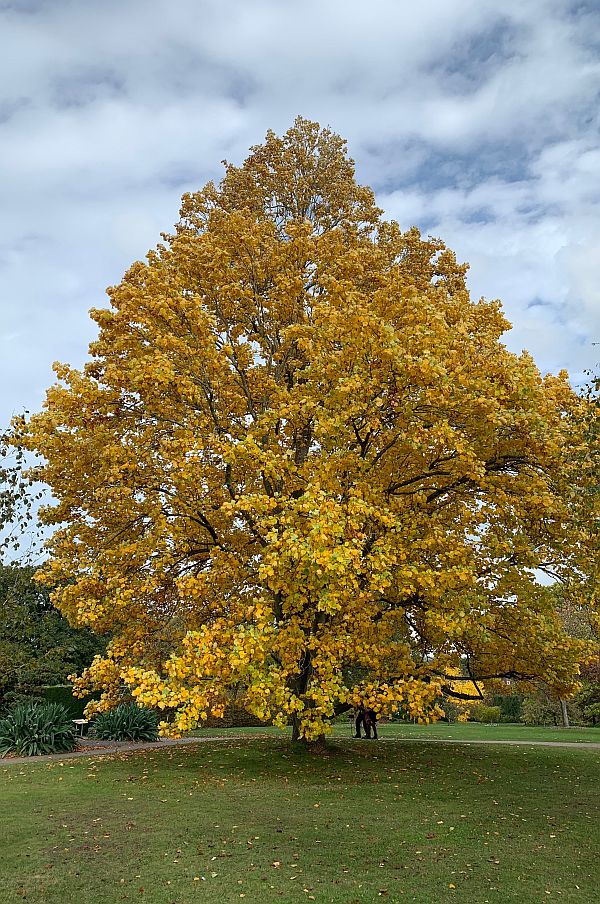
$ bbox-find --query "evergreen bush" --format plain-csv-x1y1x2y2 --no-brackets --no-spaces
92,703,159,742
41,685,93,719
0,702,76,757
490,694,523,723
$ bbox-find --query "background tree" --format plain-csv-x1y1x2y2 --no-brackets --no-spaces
20,119,597,741
0,436,33,554
0,563,104,710
575,655,600,724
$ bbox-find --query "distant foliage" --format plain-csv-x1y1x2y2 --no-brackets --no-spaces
522,692,583,726
0,563,105,710
440,698,470,723
0,690,45,714
441,699,460,722
522,696,561,726
469,704,502,723
583,701,600,723
203,703,268,729
0,439,35,554
41,684,95,719
490,694,523,723
574,655,600,725
92,703,159,742
0,702,76,757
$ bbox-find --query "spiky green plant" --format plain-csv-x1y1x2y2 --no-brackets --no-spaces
0,702,76,757
92,703,159,742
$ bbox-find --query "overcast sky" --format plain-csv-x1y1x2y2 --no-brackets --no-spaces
1,0,599,428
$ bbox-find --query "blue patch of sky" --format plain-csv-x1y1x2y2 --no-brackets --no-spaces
556,94,600,145
526,297,558,314
156,165,210,192
0,233,52,269
50,66,126,109
0,0,73,16
525,299,592,355
459,207,494,225
0,96,30,125
224,71,256,108
0,0,50,12
567,0,600,21
564,2,600,69
429,17,522,94
160,43,257,107
363,139,532,196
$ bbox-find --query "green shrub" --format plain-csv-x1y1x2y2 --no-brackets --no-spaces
41,685,95,719
204,704,270,729
92,703,159,742
0,685,95,718
490,694,523,723
583,702,600,724
441,699,460,723
469,704,502,723
0,690,45,715
0,702,77,757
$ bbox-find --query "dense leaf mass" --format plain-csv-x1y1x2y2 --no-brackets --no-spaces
92,702,159,742
0,563,105,708
22,119,597,740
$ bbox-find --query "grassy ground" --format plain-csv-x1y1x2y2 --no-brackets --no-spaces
195,721,600,744
2,737,599,903
331,721,600,743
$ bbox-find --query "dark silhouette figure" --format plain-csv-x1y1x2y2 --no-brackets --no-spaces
353,707,366,738
364,708,378,739
353,706,379,739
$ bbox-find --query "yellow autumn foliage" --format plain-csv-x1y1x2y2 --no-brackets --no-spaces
18,119,597,741
442,667,484,701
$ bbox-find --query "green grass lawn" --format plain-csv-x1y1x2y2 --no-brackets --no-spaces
195,721,600,744
331,721,600,743
2,737,599,903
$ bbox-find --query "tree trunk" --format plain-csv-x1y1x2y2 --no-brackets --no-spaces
560,698,570,728
290,715,327,751
291,715,301,743
305,735,328,753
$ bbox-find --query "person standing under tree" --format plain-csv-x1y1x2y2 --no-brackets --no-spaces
353,706,366,738
364,708,379,739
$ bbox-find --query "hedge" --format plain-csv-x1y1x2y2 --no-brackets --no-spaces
40,685,94,719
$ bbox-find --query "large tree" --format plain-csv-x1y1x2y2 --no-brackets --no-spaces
21,119,596,741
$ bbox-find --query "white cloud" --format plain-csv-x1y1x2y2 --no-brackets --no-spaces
379,131,600,380
0,0,599,425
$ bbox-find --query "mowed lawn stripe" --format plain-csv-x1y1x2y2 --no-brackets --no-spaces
1,739,598,904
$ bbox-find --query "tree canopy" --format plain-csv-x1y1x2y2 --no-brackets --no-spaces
20,118,597,740
0,563,104,707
